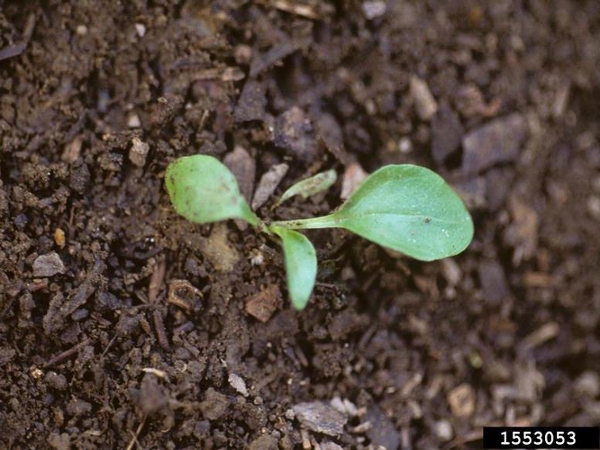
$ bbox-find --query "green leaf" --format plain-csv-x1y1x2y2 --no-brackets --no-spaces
275,169,337,207
272,165,474,261
165,155,261,226
270,225,317,310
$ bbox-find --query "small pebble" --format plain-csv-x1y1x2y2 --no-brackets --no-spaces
441,259,461,286
127,113,141,128
248,434,278,450
129,138,150,167
362,1,387,19
135,23,146,37
234,44,252,65
228,373,249,397
330,397,346,414
54,228,66,249
398,136,412,154
432,104,464,164
274,107,317,163
462,113,527,174
199,388,230,421
364,404,401,450
293,401,347,436
45,371,68,390
342,399,358,417
33,252,66,278
320,442,344,450
587,196,600,219
410,76,438,121
434,419,454,441
574,372,600,398
138,374,168,415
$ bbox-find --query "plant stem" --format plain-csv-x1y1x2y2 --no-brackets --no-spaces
270,214,339,230
240,203,262,226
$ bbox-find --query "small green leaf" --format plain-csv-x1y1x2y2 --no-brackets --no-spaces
270,225,317,310
272,165,474,261
275,169,337,207
166,155,261,226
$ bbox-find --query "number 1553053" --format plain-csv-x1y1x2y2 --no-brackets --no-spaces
483,426,599,449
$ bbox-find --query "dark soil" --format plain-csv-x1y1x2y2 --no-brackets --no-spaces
1,1,599,449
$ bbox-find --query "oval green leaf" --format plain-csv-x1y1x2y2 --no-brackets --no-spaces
274,165,473,261
166,155,260,226
275,169,337,207
270,226,317,310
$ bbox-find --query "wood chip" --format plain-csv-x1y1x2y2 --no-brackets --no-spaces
341,162,368,199
148,259,166,303
167,279,202,312
520,322,560,351
504,196,539,265
447,383,476,417
252,163,289,210
224,145,255,203
515,360,544,402
0,13,35,61
455,83,501,118
245,284,281,322
62,137,83,163
250,40,300,78
141,367,169,380
265,0,320,20
522,271,555,287
43,259,105,334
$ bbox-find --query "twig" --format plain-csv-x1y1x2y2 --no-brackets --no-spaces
125,416,146,450
0,13,36,61
43,339,89,368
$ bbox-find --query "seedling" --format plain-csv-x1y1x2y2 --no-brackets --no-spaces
166,155,474,310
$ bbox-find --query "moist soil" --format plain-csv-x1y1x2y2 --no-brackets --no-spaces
1,2,599,449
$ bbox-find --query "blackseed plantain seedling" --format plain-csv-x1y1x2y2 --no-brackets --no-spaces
166,154,474,310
